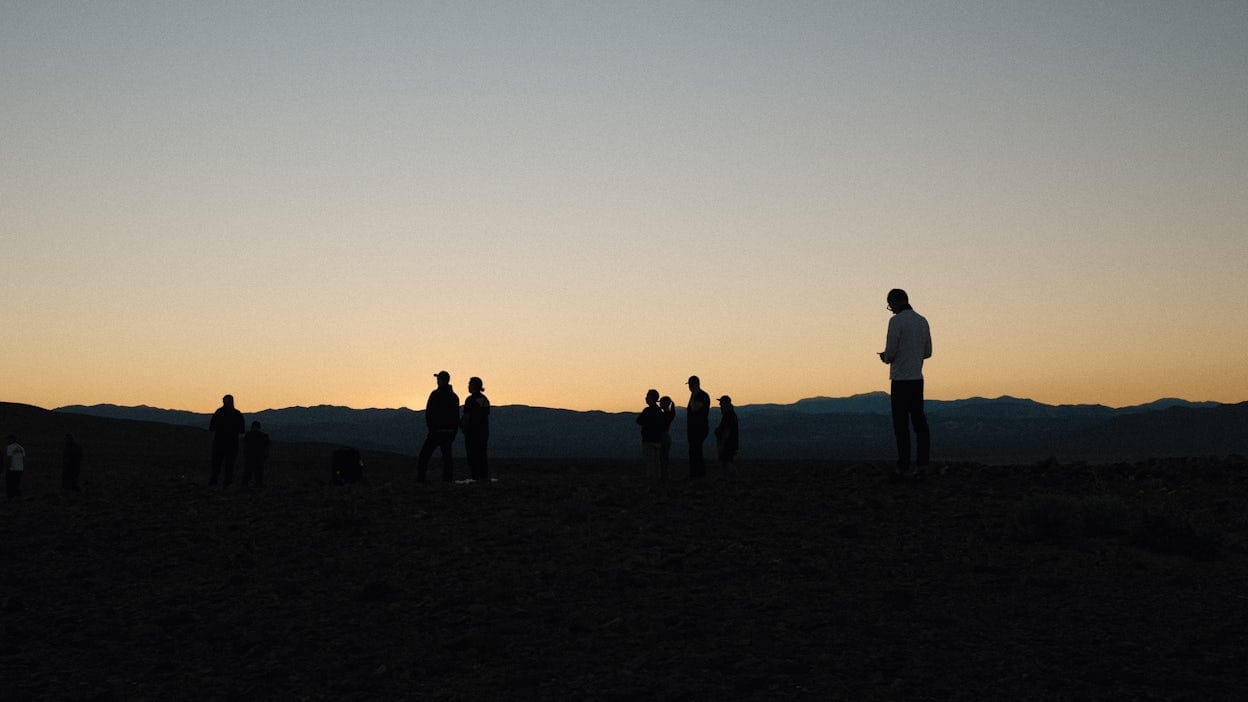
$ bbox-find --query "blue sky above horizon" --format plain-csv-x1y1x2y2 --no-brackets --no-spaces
3,2,1246,413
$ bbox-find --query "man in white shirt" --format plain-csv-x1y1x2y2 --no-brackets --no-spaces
5,434,26,499
878,289,932,476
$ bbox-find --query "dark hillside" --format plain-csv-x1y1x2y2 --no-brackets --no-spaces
56,398,1248,463
2,403,1247,699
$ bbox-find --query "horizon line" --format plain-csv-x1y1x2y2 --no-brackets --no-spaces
35,394,1235,416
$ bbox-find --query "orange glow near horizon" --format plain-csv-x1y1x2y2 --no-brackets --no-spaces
3,4,1246,414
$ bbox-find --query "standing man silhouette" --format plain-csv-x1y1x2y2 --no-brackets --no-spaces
686,375,711,479
209,394,246,487
417,371,460,482
461,376,491,482
878,288,932,477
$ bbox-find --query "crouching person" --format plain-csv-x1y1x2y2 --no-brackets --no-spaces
331,446,366,485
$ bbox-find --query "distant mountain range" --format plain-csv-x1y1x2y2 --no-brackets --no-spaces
53,394,1246,462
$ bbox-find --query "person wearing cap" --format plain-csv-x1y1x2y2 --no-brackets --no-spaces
686,376,711,478
461,376,491,482
637,389,667,480
714,395,739,474
417,371,460,482
878,288,933,477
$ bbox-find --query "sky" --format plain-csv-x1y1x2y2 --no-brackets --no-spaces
2,1,1246,413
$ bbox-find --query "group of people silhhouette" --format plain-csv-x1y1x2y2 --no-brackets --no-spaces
638,377,739,480
416,371,491,483
195,288,930,488
633,288,931,479
208,394,271,488
2,433,83,499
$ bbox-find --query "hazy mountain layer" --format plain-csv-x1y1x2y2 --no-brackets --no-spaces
49,395,1245,462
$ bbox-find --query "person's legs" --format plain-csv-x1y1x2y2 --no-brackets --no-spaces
909,380,930,468
439,434,455,482
6,470,20,499
416,433,439,481
210,444,225,485
466,436,486,481
221,447,237,487
642,442,661,479
890,381,912,472
688,433,706,479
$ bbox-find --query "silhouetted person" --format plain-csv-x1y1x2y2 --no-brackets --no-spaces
241,421,271,487
658,395,676,480
417,371,460,482
637,389,666,479
332,446,365,485
715,395,739,474
878,288,933,477
62,433,83,492
462,376,491,482
686,376,711,478
5,434,26,499
208,394,246,487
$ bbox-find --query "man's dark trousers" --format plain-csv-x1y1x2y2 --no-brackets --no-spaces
417,431,456,482
891,379,930,469
688,431,708,479
241,458,265,487
465,433,488,481
210,442,238,486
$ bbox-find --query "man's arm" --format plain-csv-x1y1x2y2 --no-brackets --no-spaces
879,317,900,364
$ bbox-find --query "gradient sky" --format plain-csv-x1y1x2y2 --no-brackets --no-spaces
2,2,1246,413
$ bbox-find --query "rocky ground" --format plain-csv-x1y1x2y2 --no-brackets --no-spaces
1,405,1247,700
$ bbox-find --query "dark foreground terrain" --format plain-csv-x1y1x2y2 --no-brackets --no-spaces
1,403,1247,700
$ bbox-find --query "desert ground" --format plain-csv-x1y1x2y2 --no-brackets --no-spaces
1,403,1247,700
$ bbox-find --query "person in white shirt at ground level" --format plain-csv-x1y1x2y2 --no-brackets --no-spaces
878,288,932,477
5,434,27,499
